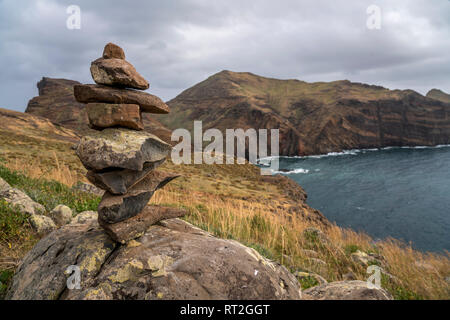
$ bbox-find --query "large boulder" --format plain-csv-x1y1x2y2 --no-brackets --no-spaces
74,84,170,114
6,219,301,300
302,280,393,300
90,58,149,90
76,128,171,171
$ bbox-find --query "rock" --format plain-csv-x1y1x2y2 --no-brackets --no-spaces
29,214,57,235
102,43,125,60
86,160,165,195
302,227,329,244
296,271,327,286
0,188,45,215
342,272,357,281
304,258,328,275
86,103,143,130
351,250,370,266
73,84,170,114
300,249,319,258
71,211,98,224
99,205,187,243
90,58,149,90
302,280,393,300
0,177,11,193
98,171,179,224
72,182,104,197
50,205,73,227
24,78,172,142
76,128,171,171
6,219,301,300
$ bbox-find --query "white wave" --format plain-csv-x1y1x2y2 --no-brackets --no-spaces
259,144,450,161
272,168,310,175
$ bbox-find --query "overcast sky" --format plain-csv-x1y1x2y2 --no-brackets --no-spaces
0,0,449,111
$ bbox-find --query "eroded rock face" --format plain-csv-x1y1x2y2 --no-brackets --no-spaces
98,172,179,224
86,160,165,195
76,128,171,171
6,219,301,300
90,58,149,90
74,84,170,114
302,280,393,300
86,103,143,130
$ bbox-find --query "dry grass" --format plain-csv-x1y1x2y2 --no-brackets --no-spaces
151,186,450,300
3,151,79,187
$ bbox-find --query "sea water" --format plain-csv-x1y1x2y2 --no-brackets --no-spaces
266,146,450,252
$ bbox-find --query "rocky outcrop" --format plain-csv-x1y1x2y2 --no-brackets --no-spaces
427,89,450,103
160,70,450,156
25,79,172,142
302,280,392,300
6,218,302,300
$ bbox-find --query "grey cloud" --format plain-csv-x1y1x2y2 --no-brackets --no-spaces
0,0,449,111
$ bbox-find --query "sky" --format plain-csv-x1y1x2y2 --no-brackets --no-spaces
0,0,449,112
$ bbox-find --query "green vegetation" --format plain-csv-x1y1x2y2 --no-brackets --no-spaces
0,164,100,213
0,270,14,299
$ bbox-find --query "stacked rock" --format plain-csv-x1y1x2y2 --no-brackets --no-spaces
74,43,185,243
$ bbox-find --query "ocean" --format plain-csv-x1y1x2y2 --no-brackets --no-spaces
266,146,450,252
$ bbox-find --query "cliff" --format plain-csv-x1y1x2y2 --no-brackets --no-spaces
159,71,450,156
25,77,172,143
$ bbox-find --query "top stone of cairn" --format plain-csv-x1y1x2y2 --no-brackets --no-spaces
103,42,125,60
90,43,149,90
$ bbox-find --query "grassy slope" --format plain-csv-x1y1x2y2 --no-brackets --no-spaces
427,89,450,104
0,108,449,300
159,70,410,130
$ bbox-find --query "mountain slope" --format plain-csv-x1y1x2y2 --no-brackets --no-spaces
25,77,172,143
427,89,450,103
160,71,450,156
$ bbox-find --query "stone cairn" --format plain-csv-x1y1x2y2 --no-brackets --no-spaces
74,43,186,243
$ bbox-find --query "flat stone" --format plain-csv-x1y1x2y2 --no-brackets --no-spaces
74,84,170,114
102,43,125,59
90,58,149,90
99,205,187,243
86,103,143,130
76,128,171,171
86,159,165,195
98,171,179,224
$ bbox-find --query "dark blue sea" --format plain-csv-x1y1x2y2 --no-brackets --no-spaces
267,146,450,252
